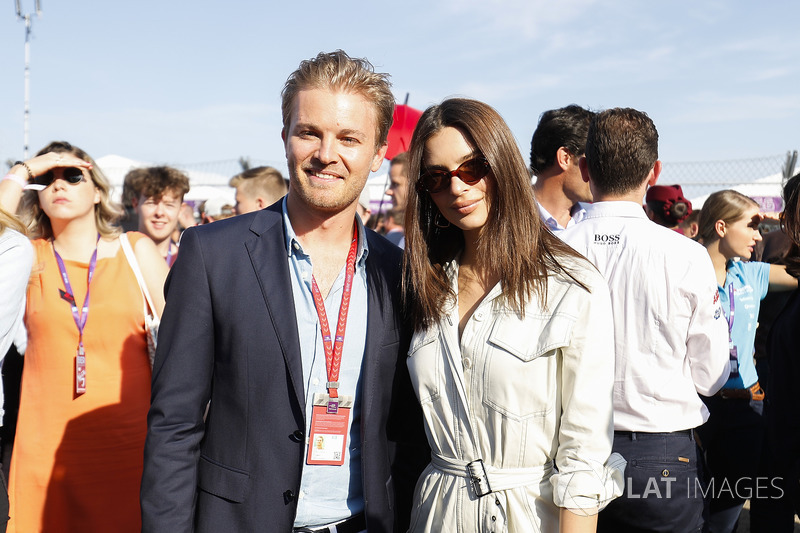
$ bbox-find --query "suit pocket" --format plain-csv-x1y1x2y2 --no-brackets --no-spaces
197,455,250,503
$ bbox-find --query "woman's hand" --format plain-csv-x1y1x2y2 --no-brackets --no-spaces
1,152,93,213
19,151,93,181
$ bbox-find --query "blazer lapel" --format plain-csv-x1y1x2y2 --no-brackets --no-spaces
245,205,306,418
361,234,397,424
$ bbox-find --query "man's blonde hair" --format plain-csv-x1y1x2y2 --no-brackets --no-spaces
281,50,394,148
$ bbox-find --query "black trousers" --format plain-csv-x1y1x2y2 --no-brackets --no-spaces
598,429,705,533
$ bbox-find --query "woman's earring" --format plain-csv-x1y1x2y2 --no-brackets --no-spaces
434,212,451,228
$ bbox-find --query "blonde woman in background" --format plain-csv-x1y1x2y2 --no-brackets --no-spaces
0,142,167,532
696,189,797,533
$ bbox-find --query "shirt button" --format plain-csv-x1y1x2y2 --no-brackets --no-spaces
462,358,472,369
298,490,305,499
312,378,320,386
301,271,308,280
474,311,484,321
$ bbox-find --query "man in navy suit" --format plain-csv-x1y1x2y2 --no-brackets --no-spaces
141,50,428,533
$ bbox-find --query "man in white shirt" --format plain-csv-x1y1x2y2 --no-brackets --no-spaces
562,107,729,533
530,105,594,234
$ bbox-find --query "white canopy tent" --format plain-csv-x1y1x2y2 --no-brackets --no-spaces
94,154,235,206
364,171,393,215
688,171,784,213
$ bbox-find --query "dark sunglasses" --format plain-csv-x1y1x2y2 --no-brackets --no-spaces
417,156,490,193
32,167,86,188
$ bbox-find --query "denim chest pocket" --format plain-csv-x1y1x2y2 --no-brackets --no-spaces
482,312,574,420
407,331,441,405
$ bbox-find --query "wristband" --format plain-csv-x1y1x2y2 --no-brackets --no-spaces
2,172,27,188
13,161,34,182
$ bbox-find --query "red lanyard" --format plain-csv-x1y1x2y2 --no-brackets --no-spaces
309,225,359,402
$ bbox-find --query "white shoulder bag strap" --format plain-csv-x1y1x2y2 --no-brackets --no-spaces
119,233,159,320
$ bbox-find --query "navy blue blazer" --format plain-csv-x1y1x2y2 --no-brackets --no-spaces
141,202,428,532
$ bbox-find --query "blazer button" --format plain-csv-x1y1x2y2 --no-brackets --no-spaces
283,489,295,503
290,430,304,443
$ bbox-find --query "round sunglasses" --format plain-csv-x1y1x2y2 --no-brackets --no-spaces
25,167,87,191
417,156,490,193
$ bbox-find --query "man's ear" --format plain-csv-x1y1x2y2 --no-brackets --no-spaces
578,156,590,183
131,196,140,209
255,197,266,209
556,147,572,171
648,160,662,187
371,142,388,172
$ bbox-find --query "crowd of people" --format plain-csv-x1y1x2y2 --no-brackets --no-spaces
0,49,798,533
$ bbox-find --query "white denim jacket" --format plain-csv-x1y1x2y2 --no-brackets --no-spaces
407,256,625,533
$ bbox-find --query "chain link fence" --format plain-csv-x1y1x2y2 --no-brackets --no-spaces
660,151,797,209
173,158,289,186
175,152,798,203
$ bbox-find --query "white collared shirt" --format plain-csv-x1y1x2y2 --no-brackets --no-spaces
562,201,729,432
537,202,588,235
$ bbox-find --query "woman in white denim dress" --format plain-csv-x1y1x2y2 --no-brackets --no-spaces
401,98,625,533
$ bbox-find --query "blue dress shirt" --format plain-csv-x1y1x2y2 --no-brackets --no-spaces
282,199,369,528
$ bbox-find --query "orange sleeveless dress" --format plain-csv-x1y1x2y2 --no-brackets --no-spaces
8,233,152,532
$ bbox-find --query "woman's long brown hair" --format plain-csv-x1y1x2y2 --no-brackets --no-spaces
402,98,589,331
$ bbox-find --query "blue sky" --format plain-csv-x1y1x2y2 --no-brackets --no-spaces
1,0,799,171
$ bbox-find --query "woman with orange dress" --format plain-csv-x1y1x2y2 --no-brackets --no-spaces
0,141,167,532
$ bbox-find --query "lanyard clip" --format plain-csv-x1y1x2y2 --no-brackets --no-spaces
326,398,339,414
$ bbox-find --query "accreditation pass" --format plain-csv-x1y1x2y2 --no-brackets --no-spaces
307,393,353,466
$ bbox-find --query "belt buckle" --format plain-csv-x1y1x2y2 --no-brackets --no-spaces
751,384,765,401
467,459,492,497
